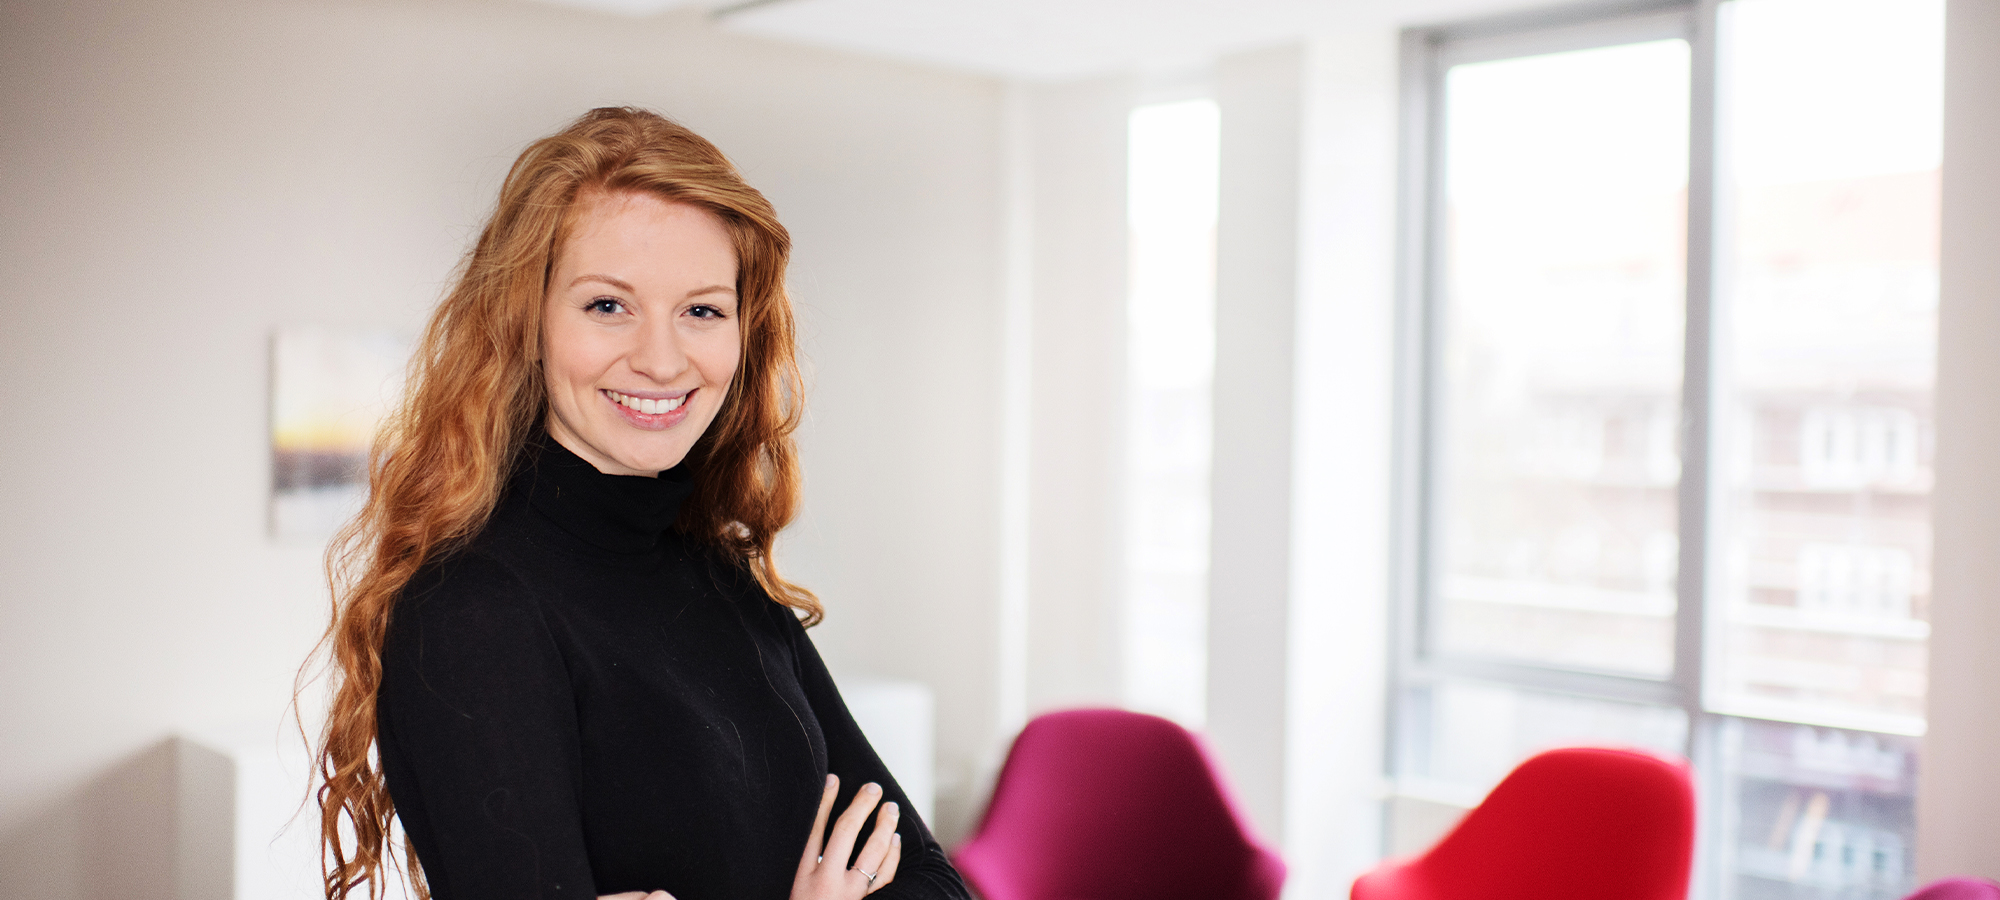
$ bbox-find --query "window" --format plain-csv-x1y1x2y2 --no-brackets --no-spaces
1123,98,1221,727
1394,1,1941,896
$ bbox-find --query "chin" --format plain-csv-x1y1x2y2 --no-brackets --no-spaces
618,445,691,475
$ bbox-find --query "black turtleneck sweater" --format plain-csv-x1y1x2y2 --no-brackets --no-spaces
376,434,969,900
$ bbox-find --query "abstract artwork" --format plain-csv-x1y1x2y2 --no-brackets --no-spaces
269,328,411,540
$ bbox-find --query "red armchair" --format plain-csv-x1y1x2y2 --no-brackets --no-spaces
1352,746,1697,900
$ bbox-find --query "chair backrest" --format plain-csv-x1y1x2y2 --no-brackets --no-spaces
1354,746,1696,900
1906,878,2000,900
953,708,1286,900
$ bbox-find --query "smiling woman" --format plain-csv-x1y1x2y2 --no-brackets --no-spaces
307,108,971,900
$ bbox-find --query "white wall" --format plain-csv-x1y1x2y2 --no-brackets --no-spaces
0,0,1009,891
1916,0,2000,880
1020,75,1134,717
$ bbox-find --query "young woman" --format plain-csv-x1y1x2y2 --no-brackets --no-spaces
312,107,970,900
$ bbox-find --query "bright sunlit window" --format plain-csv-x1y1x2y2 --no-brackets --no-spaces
1122,98,1220,727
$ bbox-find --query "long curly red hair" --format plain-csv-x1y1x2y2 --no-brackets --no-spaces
306,107,816,900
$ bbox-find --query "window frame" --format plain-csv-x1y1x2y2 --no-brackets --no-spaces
1387,0,1724,775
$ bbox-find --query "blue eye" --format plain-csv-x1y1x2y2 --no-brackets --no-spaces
585,297,625,315
688,304,727,319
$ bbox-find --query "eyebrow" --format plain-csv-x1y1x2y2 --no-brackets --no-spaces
569,273,636,293
568,274,737,300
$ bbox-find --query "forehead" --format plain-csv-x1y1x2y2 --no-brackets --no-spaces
557,190,739,283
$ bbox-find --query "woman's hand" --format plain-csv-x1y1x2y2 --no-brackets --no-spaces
598,893,674,900
792,774,902,899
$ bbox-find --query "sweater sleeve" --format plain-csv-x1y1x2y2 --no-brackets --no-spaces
377,554,598,900
783,614,974,900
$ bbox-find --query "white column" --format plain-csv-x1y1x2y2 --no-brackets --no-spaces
1208,43,1306,844
1917,0,2000,879
1284,24,1401,897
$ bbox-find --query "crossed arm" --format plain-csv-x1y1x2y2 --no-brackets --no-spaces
600,773,902,900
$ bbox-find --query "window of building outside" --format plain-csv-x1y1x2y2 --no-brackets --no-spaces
1396,1,1940,897
1123,98,1220,728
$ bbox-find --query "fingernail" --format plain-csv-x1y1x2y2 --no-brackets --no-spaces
884,802,898,814
864,782,881,794
892,833,902,844
826,774,837,788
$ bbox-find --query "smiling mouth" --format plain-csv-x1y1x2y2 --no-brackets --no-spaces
605,389,689,415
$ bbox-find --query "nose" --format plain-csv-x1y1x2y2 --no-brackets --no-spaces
627,314,688,384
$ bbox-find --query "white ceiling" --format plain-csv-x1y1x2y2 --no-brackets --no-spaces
528,0,1557,81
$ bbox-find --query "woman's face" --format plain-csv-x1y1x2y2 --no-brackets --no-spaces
542,191,742,477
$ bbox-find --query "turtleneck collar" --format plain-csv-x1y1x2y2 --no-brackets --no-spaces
515,426,697,555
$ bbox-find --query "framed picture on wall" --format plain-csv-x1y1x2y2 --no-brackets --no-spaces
269,327,411,540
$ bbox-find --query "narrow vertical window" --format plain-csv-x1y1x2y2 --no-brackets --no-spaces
1433,39,1692,679
1405,29,1698,798
1123,99,1220,726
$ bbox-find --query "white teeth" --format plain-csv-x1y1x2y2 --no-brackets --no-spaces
608,391,685,415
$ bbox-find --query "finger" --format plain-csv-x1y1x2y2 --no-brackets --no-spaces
867,833,902,895
853,801,899,881
823,781,883,869
796,774,839,878
646,893,677,900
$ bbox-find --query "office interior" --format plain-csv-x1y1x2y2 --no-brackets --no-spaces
3,0,1998,896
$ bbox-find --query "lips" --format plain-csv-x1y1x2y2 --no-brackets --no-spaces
602,388,694,432
605,389,687,415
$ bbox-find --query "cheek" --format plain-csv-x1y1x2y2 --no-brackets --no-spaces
699,329,743,391
544,324,613,388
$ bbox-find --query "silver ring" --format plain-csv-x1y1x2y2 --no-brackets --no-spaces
860,868,878,884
